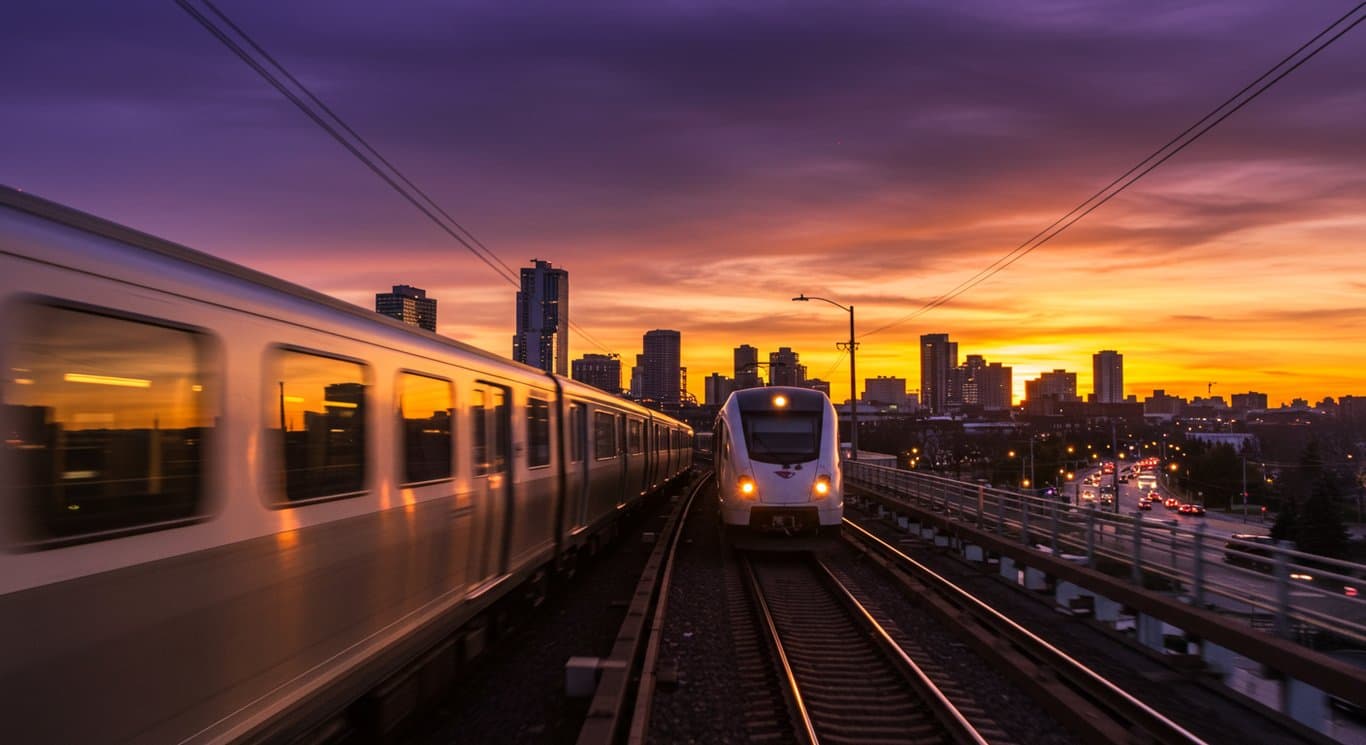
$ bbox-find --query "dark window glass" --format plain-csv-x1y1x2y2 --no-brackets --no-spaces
273,350,366,501
472,388,488,476
5,305,210,542
594,411,616,460
628,419,643,454
569,404,584,462
490,388,508,472
398,372,452,483
655,424,665,453
742,413,821,464
527,397,550,467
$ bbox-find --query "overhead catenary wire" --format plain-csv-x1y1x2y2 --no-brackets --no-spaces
177,1,619,355
860,2,1366,339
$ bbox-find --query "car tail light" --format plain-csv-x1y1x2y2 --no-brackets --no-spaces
738,475,757,500
812,475,831,499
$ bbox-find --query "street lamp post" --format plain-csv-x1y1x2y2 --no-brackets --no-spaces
793,294,857,460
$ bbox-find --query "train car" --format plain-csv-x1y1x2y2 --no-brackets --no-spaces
0,186,691,744
714,386,842,547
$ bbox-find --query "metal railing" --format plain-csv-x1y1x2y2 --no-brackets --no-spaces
846,461,1366,646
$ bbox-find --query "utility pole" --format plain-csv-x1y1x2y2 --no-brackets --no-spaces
1111,421,1120,514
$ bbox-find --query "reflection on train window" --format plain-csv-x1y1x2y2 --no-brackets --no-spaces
593,411,616,460
273,350,366,501
472,385,508,476
472,388,488,476
398,372,452,483
568,403,585,462
5,305,209,542
527,398,550,468
628,418,643,454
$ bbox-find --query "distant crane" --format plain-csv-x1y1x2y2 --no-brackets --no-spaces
1208,382,1217,396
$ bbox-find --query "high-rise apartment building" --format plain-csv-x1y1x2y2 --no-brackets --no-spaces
375,284,437,332
513,260,568,375
978,362,1013,411
640,330,681,409
769,347,805,387
571,353,621,394
1025,369,1079,404
1231,392,1269,411
1093,350,1124,404
920,333,957,415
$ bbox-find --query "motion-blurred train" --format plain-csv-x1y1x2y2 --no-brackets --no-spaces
714,386,842,545
0,186,692,744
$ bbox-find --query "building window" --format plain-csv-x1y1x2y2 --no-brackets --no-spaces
397,372,452,484
527,397,551,468
5,304,211,544
273,349,366,502
594,411,616,460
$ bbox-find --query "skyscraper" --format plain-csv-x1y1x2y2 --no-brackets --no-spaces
640,330,681,409
1093,350,1124,404
704,373,734,406
513,260,568,375
571,353,621,394
920,333,957,415
375,284,437,332
733,344,761,389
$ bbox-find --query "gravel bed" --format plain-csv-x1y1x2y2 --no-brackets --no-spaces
646,479,749,744
405,478,693,745
821,537,1079,745
843,494,1323,745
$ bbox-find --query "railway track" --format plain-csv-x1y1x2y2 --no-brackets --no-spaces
840,517,1211,745
740,553,993,745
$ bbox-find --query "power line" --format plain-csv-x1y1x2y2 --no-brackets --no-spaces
178,1,619,356
861,3,1366,339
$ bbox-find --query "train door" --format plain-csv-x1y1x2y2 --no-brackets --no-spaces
643,417,655,494
471,383,512,582
618,413,629,506
568,402,589,531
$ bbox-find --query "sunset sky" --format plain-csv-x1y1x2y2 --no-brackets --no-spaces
4,1,1364,407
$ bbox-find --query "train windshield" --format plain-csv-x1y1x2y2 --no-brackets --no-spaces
743,413,821,464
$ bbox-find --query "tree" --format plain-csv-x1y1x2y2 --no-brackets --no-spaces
1296,473,1350,559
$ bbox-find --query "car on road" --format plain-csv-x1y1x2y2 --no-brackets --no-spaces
1146,490,1161,502
1164,497,1180,510
1223,533,1276,571
1137,500,1152,511
1178,503,1206,516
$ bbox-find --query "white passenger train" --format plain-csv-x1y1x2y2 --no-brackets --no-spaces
0,186,692,744
714,386,842,545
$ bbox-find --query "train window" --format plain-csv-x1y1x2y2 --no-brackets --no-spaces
628,418,643,454
272,349,367,502
743,412,821,465
655,424,666,452
397,372,452,484
527,397,551,468
5,304,211,544
568,403,585,462
593,411,616,460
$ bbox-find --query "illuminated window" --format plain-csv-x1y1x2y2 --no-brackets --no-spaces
5,304,211,545
272,349,367,502
527,397,551,468
398,372,452,484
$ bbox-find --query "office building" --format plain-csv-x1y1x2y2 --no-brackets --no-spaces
864,376,908,409
375,285,437,332
513,260,568,375
920,333,957,415
640,330,681,409
571,353,621,394
734,345,761,389
1093,350,1124,404
769,347,805,387
704,373,734,406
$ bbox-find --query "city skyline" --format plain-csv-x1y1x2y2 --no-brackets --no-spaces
4,2,1364,406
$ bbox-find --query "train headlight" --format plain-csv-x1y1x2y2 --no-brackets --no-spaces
812,475,831,499
738,475,758,500
773,394,788,408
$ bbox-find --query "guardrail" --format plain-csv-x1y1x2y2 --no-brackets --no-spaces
845,461,1366,646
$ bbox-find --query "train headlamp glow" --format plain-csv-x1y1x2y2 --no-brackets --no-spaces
813,475,831,498
773,394,787,408
738,475,757,500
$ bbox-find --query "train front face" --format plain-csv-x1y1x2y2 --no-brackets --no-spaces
718,387,842,539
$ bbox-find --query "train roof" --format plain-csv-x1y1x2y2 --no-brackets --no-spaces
0,185,688,430
731,386,830,413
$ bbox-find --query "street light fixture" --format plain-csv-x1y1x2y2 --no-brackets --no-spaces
792,293,857,460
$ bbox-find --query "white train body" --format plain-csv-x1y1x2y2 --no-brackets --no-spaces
714,386,842,542
0,187,692,744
